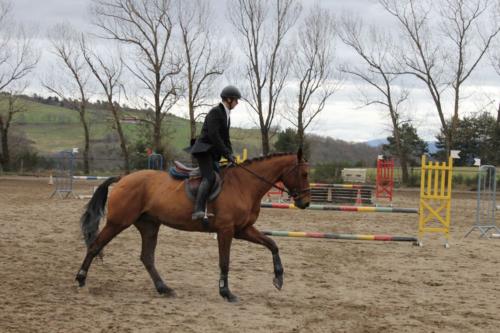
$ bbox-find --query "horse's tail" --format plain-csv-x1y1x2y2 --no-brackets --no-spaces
80,176,121,248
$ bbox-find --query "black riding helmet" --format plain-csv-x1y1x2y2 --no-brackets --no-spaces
220,85,242,100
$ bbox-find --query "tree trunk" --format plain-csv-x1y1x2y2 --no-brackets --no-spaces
261,127,270,156
153,123,162,155
497,101,499,126
0,124,10,172
297,110,305,149
78,104,90,175
391,119,409,185
109,101,130,174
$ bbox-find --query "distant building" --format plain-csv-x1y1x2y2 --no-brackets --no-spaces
120,116,140,124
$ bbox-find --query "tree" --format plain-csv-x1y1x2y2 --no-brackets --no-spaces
177,0,228,144
339,14,413,184
379,0,500,155
228,0,301,155
273,127,310,157
0,1,38,172
435,112,499,165
283,5,337,149
43,23,91,174
92,0,182,156
383,123,428,167
0,2,38,92
81,38,130,173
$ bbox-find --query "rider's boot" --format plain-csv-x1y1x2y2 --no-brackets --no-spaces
192,177,211,221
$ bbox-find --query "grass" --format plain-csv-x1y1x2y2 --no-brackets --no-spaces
4,97,267,155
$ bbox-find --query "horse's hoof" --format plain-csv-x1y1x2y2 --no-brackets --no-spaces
273,275,283,290
224,293,239,303
159,288,177,298
220,289,239,303
75,271,86,287
157,284,176,298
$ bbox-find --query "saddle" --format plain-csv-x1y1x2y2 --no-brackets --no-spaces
169,161,223,202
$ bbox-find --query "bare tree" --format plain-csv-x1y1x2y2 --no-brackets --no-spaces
0,2,38,92
228,0,301,155
81,38,130,173
177,0,228,144
379,0,500,154
284,5,337,149
43,23,91,174
339,14,411,184
92,0,182,156
0,0,39,172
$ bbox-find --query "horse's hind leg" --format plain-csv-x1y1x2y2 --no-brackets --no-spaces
134,219,176,297
235,225,284,290
76,222,127,287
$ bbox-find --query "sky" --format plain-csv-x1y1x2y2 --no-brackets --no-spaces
10,0,500,143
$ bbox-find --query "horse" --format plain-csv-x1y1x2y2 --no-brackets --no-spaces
75,150,310,302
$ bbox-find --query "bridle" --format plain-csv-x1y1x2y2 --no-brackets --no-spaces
233,160,311,201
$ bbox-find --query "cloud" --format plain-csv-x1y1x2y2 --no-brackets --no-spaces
9,0,500,144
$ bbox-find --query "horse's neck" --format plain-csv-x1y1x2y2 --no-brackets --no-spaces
234,156,294,202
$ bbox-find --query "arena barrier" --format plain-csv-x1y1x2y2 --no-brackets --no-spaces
49,149,116,199
148,153,164,170
49,151,76,199
463,165,499,239
260,202,418,214
263,230,418,243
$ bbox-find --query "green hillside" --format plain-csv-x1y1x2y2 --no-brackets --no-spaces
7,97,264,156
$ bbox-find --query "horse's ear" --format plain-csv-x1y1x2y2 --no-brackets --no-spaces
297,147,303,161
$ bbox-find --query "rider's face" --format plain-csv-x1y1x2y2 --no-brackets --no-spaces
229,98,239,110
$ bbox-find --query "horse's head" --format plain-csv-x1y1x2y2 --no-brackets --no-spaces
280,148,311,209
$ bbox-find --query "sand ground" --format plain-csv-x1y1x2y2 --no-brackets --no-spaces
1,176,499,333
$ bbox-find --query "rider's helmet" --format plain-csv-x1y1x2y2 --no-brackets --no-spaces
220,85,242,100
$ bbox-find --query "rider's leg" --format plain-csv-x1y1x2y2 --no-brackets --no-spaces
192,153,215,220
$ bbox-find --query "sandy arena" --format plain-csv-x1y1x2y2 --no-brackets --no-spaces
1,176,500,332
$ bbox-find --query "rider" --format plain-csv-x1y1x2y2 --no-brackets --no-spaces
189,85,241,221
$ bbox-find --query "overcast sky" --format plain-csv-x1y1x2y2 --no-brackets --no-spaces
10,0,500,143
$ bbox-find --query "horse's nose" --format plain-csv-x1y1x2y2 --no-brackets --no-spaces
295,199,309,209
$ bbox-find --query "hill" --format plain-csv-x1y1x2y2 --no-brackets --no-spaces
3,95,382,165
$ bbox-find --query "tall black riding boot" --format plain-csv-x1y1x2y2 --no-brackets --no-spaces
192,178,212,220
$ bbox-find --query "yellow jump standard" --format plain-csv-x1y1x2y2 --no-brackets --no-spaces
418,154,454,247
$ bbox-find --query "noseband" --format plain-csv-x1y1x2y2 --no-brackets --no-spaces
279,162,311,200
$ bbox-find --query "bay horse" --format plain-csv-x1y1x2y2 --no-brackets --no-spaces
75,150,310,302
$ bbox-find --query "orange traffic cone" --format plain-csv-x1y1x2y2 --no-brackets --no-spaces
355,188,362,205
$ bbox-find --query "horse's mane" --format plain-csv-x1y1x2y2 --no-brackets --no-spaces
226,152,296,168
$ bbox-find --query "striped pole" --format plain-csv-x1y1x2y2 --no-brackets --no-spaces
310,183,376,189
260,202,418,214
263,230,418,243
73,176,110,180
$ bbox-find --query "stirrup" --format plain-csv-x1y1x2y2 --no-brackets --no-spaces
191,211,206,220
191,207,215,221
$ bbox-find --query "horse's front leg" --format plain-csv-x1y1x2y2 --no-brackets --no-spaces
235,225,284,290
217,227,238,303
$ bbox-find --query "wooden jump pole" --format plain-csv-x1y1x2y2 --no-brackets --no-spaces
263,230,418,243
260,202,418,214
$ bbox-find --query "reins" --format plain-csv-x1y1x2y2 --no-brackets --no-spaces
230,160,310,199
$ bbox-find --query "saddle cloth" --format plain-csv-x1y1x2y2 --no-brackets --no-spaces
169,161,222,202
